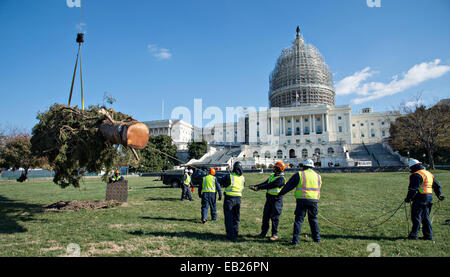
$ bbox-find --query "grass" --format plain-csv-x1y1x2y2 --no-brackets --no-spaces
0,171,449,257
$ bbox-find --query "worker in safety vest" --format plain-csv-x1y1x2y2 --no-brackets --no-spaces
405,159,444,240
220,161,245,241
249,161,286,241
181,168,194,201
278,159,321,244
109,170,124,183
198,168,222,223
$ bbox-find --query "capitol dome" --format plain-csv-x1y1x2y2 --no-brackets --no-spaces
269,27,335,108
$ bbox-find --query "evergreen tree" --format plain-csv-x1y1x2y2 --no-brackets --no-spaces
187,140,208,160
136,135,178,172
0,134,46,182
31,104,147,187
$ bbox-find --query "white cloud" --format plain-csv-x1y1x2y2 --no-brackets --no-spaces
154,48,172,60
335,67,374,95
147,44,172,60
335,59,450,105
147,44,158,52
404,100,424,108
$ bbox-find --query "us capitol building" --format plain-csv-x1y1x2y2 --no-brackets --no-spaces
145,27,403,168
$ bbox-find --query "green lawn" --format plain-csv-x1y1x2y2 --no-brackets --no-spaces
0,171,449,257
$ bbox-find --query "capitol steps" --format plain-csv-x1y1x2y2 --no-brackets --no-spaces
190,148,243,166
346,144,377,165
346,143,404,167
364,143,404,166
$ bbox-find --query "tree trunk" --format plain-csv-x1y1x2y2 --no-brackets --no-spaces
17,168,28,182
427,148,435,170
99,122,149,150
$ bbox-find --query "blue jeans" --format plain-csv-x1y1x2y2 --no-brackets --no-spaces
223,195,241,241
261,195,283,236
181,185,192,201
409,201,433,239
201,192,217,221
292,200,320,243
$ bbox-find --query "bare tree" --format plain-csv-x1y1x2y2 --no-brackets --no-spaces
103,91,116,107
390,98,450,169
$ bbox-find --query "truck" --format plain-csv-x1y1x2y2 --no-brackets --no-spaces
161,168,228,188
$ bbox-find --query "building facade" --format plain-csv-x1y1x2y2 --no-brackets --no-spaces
204,28,399,167
143,119,200,150
148,27,401,168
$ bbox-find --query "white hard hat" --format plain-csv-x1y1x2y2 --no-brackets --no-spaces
184,168,189,173
303,159,315,168
409,159,421,168
189,169,193,173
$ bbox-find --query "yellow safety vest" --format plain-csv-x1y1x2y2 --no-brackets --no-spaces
112,175,121,181
184,173,191,186
267,173,285,196
224,173,245,197
412,169,433,194
295,169,321,200
202,175,216,193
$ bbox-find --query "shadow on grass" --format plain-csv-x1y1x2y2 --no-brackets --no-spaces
0,195,45,234
320,234,405,241
141,216,198,223
127,230,235,242
143,186,170,189
146,197,181,202
127,230,285,244
126,229,405,244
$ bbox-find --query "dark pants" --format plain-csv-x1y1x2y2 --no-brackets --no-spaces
292,200,320,244
201,192,217,221
261,194,283,237
409,201,433,239
181,184,193,201
223,195,241,241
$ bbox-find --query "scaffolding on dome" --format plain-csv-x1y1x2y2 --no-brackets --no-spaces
269,27,336,108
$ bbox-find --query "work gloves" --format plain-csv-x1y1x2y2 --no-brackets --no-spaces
404,198,411,203
249,185,259,191
218,195,222,201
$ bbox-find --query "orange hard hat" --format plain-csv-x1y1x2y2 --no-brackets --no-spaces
274,161,286,172
115,170,120,174
209,168,216,175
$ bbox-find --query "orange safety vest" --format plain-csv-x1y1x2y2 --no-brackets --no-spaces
412,169,434,194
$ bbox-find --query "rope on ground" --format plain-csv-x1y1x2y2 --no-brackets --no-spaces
431,200,442,224
404,201,410,236
360,204,406,224
318,200,406,232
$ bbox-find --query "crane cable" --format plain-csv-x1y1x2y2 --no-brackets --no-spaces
68,40,83,109
146,144,201,170
68,0,86,110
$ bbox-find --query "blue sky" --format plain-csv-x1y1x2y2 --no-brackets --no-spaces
1,0,449,131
